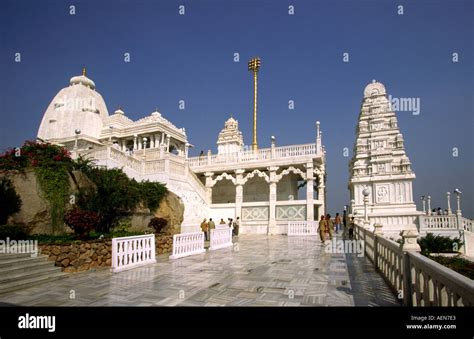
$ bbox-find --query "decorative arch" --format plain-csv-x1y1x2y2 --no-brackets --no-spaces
275,166,306,182
241,169,269,184
211,172,236,187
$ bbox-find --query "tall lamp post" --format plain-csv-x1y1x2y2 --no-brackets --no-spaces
74,129,81,150
420,195,426,214
248,57,261,151
427,196,432,216
362,187,370,224
454,189,462,216
446,192,452,215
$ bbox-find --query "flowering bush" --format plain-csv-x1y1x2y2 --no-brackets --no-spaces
64,209,101,239
0,140,72,173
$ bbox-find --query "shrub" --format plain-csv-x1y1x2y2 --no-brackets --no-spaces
77,168,140,233
0,140,73,233
64,209,101,239
0,178,22,225
0,225,28,240
77,166,167,234
148,217,167,233
138,181,167,211
418,233,463,254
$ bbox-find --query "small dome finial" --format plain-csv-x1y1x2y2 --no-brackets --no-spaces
82,66,87,77
372,79,376,83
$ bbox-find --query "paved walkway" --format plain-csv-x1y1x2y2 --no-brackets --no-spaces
0,235,400,306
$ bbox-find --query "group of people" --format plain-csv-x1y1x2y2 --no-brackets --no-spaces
200,217,240,241
317,211,356,243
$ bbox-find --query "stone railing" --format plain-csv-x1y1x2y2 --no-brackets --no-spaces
287,221,318,236
209,228,233,251
188,142,319,169
111,234,156,273
418,215,473,233
354,223,474,306
169,232,205,259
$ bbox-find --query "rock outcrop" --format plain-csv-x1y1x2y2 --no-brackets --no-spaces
153,191,184,234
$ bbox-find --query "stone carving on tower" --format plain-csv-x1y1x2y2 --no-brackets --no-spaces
217,116,244,155
348,80,421,235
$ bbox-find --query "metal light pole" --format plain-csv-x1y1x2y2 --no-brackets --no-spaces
248,57,261,151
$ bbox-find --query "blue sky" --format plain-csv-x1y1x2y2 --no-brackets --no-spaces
1,0,473,217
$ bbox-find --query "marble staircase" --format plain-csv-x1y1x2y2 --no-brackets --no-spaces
0,253,66,294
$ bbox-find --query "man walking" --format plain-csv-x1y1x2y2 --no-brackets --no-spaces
208,218,216,241
335,213,342,233
200,218,209,241
318,215,326,243
326,214,334,240
233,217,240,236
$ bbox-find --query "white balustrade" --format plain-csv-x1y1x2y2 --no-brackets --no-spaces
353,222,474,306
188,142,319,169
462,217,473,232
419,215,458,229
209,228,233,251
111,234,156,273
169,232,205,259
287,221,318,236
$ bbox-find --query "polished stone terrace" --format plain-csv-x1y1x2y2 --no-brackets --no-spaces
0,235,400,307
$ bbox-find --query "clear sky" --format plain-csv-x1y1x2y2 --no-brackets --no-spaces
1,0,473,217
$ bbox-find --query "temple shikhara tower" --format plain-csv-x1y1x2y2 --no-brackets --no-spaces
37,66,326,234
349,80,421,235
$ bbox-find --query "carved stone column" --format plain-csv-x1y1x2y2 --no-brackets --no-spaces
268,166,279,234
166,135,171,153
306,162,314,222
204,172,214,204
235,169,245,222
317,172,325,219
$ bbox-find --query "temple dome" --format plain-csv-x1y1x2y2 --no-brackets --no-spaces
114,107,125,115
37,68,109,141
364,80,386,98
69,67,95,89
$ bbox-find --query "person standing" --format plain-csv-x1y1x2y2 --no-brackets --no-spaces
348,216,355,239
318,215,326,243
233,217,240,236
335,213,342,233
208,218,216,241
219,218,226,225
342,210,347,237
326,214,334,240
200,218,209,241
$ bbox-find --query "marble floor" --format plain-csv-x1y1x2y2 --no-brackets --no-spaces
0,235,400,307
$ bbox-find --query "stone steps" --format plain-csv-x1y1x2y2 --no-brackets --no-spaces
0,254,67,295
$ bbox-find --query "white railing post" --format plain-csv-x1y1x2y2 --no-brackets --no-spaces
169,232,205,259
400,230,421,306
111,234,156,273
209,228,233,251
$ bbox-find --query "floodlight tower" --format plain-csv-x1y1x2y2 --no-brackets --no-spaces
248,57,261,151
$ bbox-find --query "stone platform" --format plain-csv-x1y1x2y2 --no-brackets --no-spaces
0,235,399,307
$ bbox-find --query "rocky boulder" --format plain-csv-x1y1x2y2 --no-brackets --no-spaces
153,191,184,234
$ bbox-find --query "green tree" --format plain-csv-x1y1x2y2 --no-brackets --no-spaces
0,178,22,225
